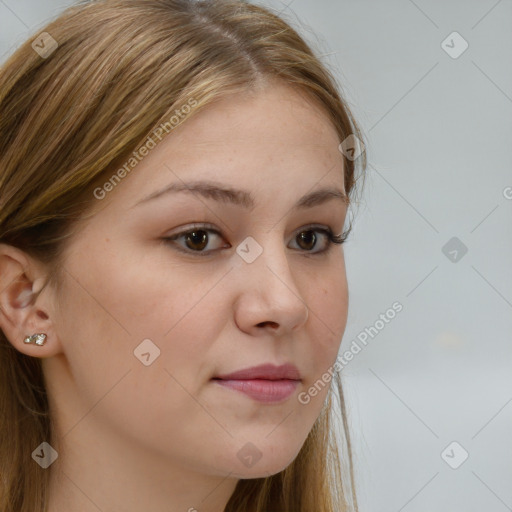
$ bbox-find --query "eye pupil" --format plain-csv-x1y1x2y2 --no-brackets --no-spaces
186,230,208,250
297,230,316,250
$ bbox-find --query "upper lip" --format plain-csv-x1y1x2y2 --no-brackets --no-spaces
213,363,301,381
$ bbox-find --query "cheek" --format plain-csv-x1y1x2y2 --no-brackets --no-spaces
52,248,224,448
69,247,221,384
309,271,348,357
64,237,197,336
297,273,347,419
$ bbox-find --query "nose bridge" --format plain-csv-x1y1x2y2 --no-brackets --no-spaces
234,231,307,318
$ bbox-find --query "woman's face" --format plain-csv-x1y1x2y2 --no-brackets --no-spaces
43,81,349,479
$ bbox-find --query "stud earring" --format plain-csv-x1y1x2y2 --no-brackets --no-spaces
23,333,47,346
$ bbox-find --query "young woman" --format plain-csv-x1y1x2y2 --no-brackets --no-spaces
0,1,366,510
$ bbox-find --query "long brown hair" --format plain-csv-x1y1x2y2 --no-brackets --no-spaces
0,1,366,510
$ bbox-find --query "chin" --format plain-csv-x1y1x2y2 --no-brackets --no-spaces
232,459,295,479
229,442,302,479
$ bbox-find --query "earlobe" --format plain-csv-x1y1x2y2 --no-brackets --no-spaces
0,244,60,357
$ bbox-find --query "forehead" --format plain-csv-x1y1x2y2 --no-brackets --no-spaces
90,81,345,215
171,82,340,151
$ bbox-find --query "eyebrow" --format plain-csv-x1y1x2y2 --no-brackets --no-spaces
134,180,348,210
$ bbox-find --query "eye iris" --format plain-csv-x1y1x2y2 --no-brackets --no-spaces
298,230,316,250
185,230,208,250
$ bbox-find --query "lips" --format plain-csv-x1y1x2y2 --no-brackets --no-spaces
213,363,301,381
212,363,301,403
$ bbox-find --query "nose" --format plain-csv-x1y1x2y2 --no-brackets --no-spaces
232,238,310,336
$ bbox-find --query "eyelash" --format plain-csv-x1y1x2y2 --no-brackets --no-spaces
162,223,349,257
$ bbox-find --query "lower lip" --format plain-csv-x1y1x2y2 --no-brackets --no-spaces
213,379,299,403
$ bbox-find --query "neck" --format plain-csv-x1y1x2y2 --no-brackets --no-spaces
46,423,239,512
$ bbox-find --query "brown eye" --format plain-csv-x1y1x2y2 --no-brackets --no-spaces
183,230,208,251
289,226,338,254
296,230,317,251
163,225,228,256
163,224,343,257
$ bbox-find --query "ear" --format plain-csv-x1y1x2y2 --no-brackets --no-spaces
0,243,62,358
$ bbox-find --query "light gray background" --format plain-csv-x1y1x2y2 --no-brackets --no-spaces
1,1,511,511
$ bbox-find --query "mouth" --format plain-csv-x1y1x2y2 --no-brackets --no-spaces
212,379,299,403
211,363,301,403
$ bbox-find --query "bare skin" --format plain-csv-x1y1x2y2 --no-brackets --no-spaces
0,81,349,512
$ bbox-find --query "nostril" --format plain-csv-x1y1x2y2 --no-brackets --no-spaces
257,321,278,329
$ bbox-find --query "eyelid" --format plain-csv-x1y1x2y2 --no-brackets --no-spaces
163,223,226,257
163,222,347,256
